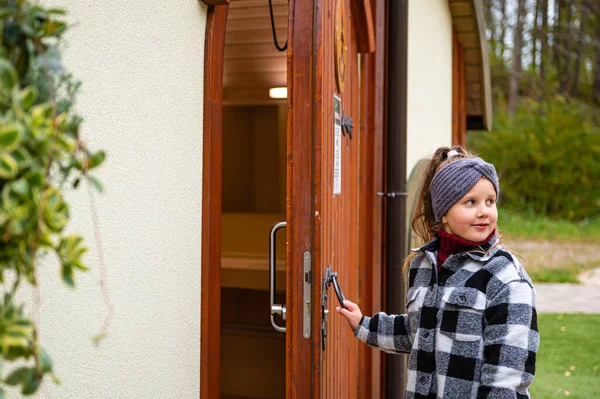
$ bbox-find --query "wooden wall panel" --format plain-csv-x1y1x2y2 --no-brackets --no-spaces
220,288,286,398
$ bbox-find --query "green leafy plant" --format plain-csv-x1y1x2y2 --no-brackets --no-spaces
0,1,105,396
469,95,600,221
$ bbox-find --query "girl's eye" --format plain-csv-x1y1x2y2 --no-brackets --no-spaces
465,199,475,205
486,198,496,205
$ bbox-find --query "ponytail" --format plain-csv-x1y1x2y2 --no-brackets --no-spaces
402,145,476,273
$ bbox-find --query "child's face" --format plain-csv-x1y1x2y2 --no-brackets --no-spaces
441,177,498,242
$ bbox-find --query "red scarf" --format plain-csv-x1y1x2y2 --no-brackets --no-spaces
437,229,495,272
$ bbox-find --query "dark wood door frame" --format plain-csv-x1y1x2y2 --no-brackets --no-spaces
358,0,387,397
384,0,408,398
200,4,228,399
287,0,314,397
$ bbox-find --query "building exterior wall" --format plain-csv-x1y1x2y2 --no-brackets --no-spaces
13,2,208,398
406,0,453,177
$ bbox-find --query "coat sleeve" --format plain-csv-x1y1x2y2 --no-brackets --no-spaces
478,280,539,398
353,312,413,354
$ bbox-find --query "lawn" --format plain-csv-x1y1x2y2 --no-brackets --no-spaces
499,210,600,284
532,314,600,398
499,209,600,242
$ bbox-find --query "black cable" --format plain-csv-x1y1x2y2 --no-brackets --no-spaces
269,0,287,52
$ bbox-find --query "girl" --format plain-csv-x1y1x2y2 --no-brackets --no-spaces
336,146,539,398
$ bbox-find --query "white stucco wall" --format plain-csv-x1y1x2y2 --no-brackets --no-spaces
406,0,453,177
11,1,208,398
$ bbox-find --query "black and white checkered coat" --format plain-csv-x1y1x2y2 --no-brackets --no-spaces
354,234,539,398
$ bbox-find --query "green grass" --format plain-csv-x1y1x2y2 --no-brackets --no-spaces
499,209,600,241
532,314,600,398
527,264,590,284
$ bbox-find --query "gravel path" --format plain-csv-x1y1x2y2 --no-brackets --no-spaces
535,268,600,314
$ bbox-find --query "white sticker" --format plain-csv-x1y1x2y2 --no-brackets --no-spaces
333,95,342,195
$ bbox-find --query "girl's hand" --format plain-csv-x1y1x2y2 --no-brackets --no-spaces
336,300,363,331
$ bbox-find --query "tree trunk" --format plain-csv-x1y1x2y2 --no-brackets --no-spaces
484,0,497,59
541,0,549,81
561,1,573,93
593,12,600,104
572,1,588,97
499,0,507,60
509,0,526,114
553,0,564,83
532,0,541,71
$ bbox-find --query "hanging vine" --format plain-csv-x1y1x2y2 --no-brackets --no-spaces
0,1,105,396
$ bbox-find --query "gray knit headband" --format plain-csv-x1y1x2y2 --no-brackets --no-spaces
430,157,500,222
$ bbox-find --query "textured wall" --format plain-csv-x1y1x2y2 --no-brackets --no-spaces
9,1,207,398
406,0,453,177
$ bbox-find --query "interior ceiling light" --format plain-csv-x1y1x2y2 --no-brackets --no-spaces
269,87,287,99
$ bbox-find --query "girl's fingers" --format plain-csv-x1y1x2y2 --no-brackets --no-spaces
335,306,349,316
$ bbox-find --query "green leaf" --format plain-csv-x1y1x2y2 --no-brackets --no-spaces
57,235,87,260
38,232,54,248
26,171,45,188
0,152,18,179
47,8,67,15
0,58,18,91
5,366,28,386
6,323,33,338
31,103,53,126
87,175,103,193
0,123,24,151
87,150,106,169
42,187,69,232
21,368,40,395
39,348,53,373
10,147,32,170
92,332,107,345
56,132,75,152
18,86,38,110
61,263,74,288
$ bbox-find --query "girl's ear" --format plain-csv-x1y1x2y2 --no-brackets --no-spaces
441,215,448,226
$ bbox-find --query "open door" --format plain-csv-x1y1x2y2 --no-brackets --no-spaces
201,0,383,398
284,0,378,397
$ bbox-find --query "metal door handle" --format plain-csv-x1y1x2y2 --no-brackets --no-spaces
269,221,287,332
330,272,346,308
321,265,346,350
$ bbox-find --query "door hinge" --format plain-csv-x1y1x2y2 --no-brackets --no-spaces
377,191,407,198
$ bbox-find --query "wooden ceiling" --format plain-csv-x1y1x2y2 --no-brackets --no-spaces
224,0,289,105
223,0,492,130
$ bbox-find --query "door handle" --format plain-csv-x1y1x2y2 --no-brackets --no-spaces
321,265,347,350
269,221,287,332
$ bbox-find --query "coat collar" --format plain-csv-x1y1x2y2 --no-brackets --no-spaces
411,232,502,263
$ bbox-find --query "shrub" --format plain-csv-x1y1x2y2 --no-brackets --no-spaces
468,96,600,220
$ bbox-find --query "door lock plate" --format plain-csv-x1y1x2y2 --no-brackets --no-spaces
303,251,311,339
321,265,347,351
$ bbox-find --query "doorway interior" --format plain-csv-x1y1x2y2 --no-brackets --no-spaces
219,1,288,398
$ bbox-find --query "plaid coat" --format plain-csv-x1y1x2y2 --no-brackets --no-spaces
354,234,539,398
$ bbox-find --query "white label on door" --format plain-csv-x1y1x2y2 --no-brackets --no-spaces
333,94,342,195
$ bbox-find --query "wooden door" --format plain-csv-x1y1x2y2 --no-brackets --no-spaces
315,0,361,396
286,0,379,398
286,0,365,397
